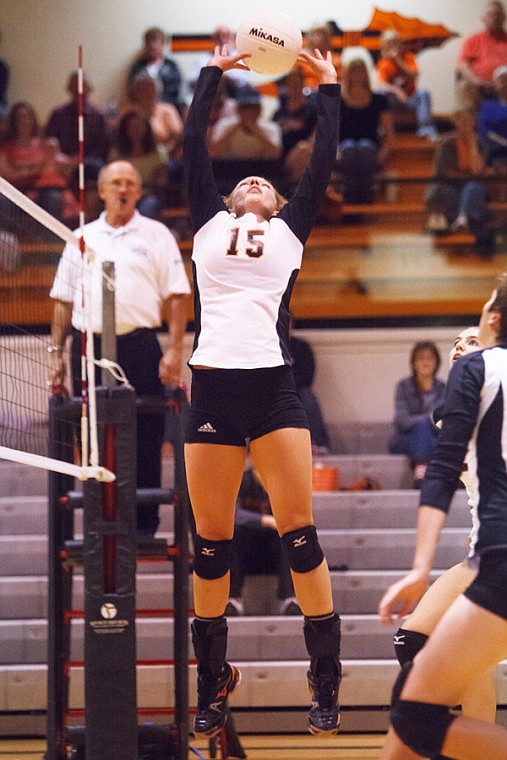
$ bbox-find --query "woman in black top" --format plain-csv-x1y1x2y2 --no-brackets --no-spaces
337,57,395,203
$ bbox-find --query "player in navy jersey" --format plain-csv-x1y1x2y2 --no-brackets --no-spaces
183,46,341,739
378,275,507,759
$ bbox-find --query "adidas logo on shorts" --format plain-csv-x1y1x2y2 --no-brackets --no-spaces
197,422,217,433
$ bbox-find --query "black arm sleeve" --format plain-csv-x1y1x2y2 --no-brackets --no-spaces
278,83,341,244
183,66,227,232
420,353,484,512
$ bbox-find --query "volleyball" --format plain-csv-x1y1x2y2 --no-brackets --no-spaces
235,9,303,76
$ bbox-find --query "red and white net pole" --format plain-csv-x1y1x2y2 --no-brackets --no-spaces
77,46,99,474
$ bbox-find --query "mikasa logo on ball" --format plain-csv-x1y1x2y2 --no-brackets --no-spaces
236,9,302,76
248,27,286,47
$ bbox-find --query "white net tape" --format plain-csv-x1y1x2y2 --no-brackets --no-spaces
0,176,115,482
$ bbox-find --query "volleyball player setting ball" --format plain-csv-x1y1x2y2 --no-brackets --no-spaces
182,17,344,740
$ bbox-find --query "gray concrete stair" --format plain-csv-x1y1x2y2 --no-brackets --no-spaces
0,454,482,735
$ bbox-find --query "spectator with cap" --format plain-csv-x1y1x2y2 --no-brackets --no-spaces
208,87,282,160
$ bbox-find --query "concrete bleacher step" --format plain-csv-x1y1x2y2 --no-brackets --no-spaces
0,567,450,621
0,462,48,498
312,489,469,530
0,614,397,665
0,488,470,538
0,452,479,736
3,659,507,723
312,454,411,489
0,525,468,577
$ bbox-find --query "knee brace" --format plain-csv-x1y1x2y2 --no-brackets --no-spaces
394,627,429,667
193,535,232,580
280,524,324,573
391,699,457,758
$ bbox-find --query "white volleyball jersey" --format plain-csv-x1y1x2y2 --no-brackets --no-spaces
184,66,341,369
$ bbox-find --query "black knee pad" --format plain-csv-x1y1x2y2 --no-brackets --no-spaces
280,524,324,573
391,699,457,758
394,627,429,667
193,535,232,580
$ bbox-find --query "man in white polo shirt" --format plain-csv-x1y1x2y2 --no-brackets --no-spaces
49,160,191,535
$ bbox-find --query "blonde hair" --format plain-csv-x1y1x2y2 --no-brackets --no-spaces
223,180,288,215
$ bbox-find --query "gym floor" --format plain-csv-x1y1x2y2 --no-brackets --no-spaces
0,733,385,759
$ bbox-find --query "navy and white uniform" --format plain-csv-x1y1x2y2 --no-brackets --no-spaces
183,66,340,445
420,346,507,619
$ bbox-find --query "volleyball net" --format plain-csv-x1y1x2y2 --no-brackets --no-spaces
0,176,116,482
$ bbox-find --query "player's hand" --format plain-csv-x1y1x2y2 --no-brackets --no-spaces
377,569,429,624
297,49,337,85
159,346,183,386
208,45,251,72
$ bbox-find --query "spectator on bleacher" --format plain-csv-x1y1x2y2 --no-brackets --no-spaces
208,86,282,160
124,72,183,154
34,137,80,225
290,330,331,455
122,72,184,206
299,22,342,92
273,67,318,190
44,71,110,221
44,71,110,171
456,1,507,106
109,110,168,220
376,30,438,141
127,27,183,112
336,58,395,204
477,63,507,167
0,101,69,220
226,463,300,617
0,28,10,124
389,341,446,488
424,107,493,252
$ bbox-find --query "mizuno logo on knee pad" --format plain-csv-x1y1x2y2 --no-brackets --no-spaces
193,535,232,579
281,524,324,573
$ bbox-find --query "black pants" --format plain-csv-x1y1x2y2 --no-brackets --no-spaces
229,524,294,600
71,328,164,534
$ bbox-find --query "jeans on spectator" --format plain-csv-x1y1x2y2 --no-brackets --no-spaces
337,139,378,203
385,90,433,131
389,417,440,463
425,180,489,241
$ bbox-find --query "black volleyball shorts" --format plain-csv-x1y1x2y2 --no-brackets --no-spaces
185,365,309,446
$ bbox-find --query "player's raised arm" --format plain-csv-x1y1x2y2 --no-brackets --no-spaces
207,44,250,72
